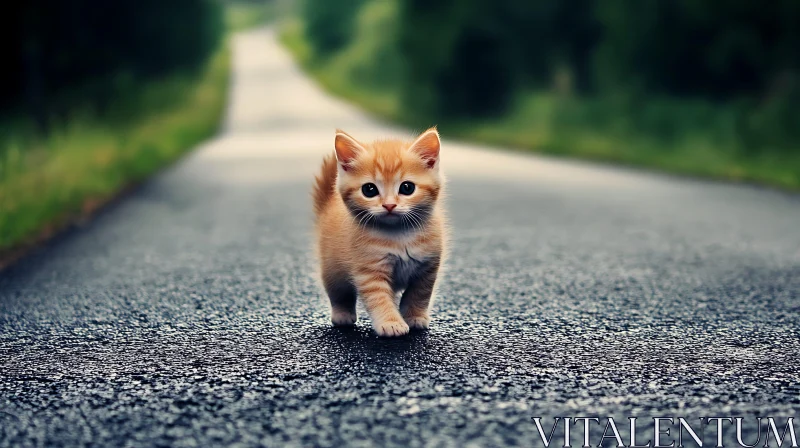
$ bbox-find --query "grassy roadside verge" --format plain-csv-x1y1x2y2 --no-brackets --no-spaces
0,45,230,263
280,20,800,191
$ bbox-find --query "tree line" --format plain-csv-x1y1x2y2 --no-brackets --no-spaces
301,0,799,151
1,0,224,132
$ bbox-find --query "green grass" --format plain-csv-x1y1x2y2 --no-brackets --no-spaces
0,4,274,260
280,20,800,191
0,46,230,254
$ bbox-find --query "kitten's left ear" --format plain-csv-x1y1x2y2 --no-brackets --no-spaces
410,127,440,169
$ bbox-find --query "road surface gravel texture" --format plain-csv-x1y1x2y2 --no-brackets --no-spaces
1,28,799,448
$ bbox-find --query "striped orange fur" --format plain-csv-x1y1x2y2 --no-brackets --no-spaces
312,128,447,337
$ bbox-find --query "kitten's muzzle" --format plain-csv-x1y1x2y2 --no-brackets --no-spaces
378,212,402,222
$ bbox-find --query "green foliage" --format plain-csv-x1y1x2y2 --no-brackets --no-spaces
327,0,404,89
281,4,800,189
225,1,276,32
301,0,367,58
595,0,800,97
0,0,224,129
397,1,510,118
299,0,798,134
397,0,600,118
455,91,800,189
289,0,799,186
592,0,800,152
0,47,231,251
0,2,236,255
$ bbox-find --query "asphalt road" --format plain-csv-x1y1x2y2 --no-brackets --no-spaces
2,28,799,447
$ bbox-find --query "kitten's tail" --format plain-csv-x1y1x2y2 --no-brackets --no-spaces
312,152,338,217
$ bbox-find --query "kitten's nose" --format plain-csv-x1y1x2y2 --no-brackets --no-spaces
383,204,397,213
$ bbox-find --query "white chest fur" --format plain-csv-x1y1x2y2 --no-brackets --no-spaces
387,249,428,292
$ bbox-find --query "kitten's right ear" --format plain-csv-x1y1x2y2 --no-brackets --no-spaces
409,127,440,169
334,130,365,171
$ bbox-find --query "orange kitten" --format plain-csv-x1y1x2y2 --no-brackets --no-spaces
312,128,446,337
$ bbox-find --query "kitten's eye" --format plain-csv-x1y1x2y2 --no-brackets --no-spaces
361,183,379,198
399,181,415,195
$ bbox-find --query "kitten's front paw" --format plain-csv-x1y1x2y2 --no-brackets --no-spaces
331,309,357,326
403,314,430,330
373,318,410,337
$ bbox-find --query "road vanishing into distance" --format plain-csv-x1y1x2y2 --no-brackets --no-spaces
2,28,799,447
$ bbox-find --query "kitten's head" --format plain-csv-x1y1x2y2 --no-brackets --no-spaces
334,127,442,234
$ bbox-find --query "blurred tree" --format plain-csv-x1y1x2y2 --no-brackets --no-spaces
397,0,518,118
503,0,599,93
397,0,599,118
299,0,798,148
594,0,800,148
302,0,366,58
0,0,223,131
595,0,800,98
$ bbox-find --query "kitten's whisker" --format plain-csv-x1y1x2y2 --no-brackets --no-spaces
407,210,425,233
401,214,412,233
351,209,371,228
404,213,421,234
365,214,376,230
359,211,374,228
404,213,417,232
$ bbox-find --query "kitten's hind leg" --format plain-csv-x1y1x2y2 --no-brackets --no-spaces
399,259,440,330
323,271,358,326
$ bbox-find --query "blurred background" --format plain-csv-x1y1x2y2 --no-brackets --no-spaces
0,0,269,254
285,0,799,188
0,0,798,257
